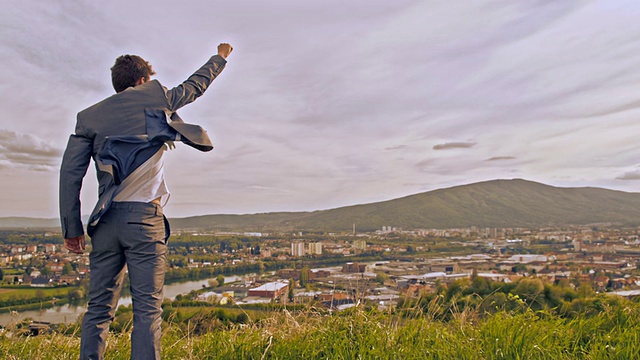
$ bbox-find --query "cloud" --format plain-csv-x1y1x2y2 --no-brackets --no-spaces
485,156,516,161
415,159,434,168
432,142,476,150
616,171,640,181
6,1,640,217
0,130,62,171
385,145,407,151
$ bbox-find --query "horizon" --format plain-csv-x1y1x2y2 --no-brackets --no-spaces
1,177,637,220
3,1,640,218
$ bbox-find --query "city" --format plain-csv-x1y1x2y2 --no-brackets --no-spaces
2,223,640,323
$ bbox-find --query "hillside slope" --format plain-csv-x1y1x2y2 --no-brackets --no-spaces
170,179,640,231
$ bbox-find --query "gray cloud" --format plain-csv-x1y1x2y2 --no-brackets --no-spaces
0,130,62,171
485,156,516,162
433,142,477,150
415,159,434,168
616,171,640,181
5,1,640,217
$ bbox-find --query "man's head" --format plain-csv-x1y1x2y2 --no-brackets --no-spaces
110,55,156,93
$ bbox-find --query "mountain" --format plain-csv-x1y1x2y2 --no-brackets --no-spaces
0,217,59,229
5,179,640,232
170,179,640,232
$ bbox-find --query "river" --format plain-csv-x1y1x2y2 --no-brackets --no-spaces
0,273,255,326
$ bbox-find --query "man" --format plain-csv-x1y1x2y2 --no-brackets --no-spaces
60,42,233,359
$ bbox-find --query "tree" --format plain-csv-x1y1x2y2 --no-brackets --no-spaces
511,263,528,274
68,288,85,302
300,266,310,287
375,272,389,285
41,266,51,277
216,274,225,287
0,268,3,281
62,263,73,275
470,274,492,295
577,282,595,299
288,278,295,302
513,278,544,305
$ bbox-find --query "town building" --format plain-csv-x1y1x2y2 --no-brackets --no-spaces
291,242,305,257
353,239,367,250
308,242,323,255
248,281,289,299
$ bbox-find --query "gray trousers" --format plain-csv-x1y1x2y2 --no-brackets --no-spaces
80,202,167,360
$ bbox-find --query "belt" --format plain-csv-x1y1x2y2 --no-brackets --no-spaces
111,199,161,208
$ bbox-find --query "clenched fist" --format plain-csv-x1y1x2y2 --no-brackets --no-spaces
217,43,233,59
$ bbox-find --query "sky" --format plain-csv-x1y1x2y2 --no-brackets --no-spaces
2,0,640,219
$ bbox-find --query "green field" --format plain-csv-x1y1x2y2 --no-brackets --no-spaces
0,286,78,312
0,286,73,302
1,269,22,275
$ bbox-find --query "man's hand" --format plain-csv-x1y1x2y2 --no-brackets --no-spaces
64,235,86,254
217,43,233,59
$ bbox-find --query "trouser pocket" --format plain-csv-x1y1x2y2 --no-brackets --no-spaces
163,214,171,244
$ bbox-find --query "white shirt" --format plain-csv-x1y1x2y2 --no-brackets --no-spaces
112,146,170,206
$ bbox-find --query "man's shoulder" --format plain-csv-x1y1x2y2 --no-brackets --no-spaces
78,80,167,117
78,93,116,118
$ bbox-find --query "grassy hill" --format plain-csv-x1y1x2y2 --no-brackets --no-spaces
1,303,639,359
170,179,640,232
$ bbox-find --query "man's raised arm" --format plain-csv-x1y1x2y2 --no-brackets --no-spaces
165,43,234,111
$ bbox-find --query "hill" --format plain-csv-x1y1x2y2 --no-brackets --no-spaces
170,179,640,232
5,179,640,232
0,217,59,229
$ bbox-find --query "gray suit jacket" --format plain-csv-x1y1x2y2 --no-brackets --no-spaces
59,55,227,238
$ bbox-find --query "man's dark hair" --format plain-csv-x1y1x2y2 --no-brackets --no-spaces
110,55,156,93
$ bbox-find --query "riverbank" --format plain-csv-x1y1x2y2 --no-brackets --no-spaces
0,273,257,326
0,256,381,325
0,285,78,313
0,298,71,314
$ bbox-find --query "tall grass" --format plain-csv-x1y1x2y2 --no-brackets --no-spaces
1,299,639,359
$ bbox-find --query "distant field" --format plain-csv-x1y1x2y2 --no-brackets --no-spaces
1,269,22,275
0,286,72,301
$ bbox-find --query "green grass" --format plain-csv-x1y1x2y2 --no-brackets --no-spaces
0,286,74,302
1,303,640,359
1,269,22,275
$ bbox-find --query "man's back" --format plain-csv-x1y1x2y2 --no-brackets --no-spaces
77,80,166,156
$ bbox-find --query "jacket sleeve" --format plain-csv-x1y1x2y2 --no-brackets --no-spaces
59,120,93,238
164,54,227,111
